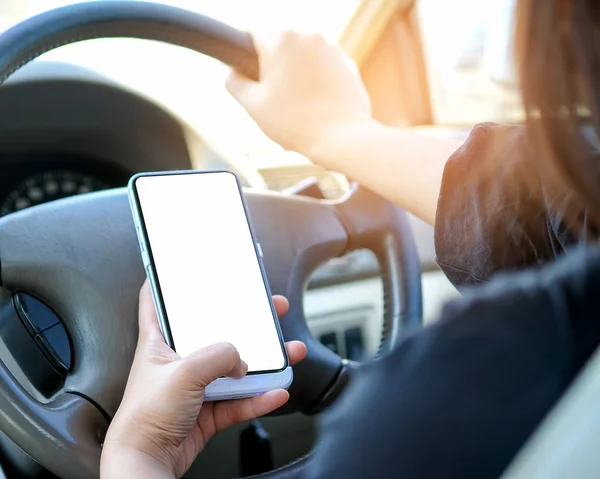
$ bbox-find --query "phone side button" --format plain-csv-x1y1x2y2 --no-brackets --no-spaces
141,251,151,268
135,228,146,253
256,242,264,258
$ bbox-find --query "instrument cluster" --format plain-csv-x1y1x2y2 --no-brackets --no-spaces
0,154,129,217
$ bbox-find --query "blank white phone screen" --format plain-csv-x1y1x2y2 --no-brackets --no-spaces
134,172,286,372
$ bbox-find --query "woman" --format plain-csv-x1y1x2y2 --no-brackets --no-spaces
101,1,600,478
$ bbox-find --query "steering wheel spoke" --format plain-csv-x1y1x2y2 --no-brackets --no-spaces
244,191,350,413
334,184,423,353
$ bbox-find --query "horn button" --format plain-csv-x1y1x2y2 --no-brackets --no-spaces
13,293,71,375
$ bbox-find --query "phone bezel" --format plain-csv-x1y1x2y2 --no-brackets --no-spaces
128,169,289,374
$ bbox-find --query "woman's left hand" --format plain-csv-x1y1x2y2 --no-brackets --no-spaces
100,281,307,479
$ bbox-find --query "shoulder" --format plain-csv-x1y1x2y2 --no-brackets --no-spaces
437,246,600,370
435,122,556,286
307,248,600,479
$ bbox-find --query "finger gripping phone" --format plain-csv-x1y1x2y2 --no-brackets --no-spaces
128,170,292,401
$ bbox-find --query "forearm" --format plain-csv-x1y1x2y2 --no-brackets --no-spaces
309,120,462,226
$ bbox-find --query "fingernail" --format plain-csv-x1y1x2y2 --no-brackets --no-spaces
242,360,249,375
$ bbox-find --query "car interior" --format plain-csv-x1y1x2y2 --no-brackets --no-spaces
0,0,595,478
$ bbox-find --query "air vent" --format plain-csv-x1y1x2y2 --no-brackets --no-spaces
318,326,367,361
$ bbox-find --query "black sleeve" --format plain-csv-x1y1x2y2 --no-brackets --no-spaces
434,123,581,288
302,247,600,479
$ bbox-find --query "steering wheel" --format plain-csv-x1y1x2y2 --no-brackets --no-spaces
0,2,422,478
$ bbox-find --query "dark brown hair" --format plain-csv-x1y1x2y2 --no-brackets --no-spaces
515,0,600,231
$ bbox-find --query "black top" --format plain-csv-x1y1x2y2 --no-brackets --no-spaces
303,124,600,478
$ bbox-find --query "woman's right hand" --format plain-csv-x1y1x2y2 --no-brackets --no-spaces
226,31,373,162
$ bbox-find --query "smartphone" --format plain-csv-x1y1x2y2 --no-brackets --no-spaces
128,170,292,401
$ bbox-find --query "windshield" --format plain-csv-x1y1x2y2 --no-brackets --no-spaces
1,0,360,168
417,0,523,125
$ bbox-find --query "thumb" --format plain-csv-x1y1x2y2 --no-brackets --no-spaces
179,342,249,389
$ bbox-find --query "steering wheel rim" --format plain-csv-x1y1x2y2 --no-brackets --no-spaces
0,2,423,478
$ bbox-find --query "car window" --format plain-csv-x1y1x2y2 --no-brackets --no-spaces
417,0,523,126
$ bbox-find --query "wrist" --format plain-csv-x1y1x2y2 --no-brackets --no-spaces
101,445,177,479
304,118,385,169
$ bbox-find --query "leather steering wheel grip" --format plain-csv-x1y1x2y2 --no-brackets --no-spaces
0,0,259,85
